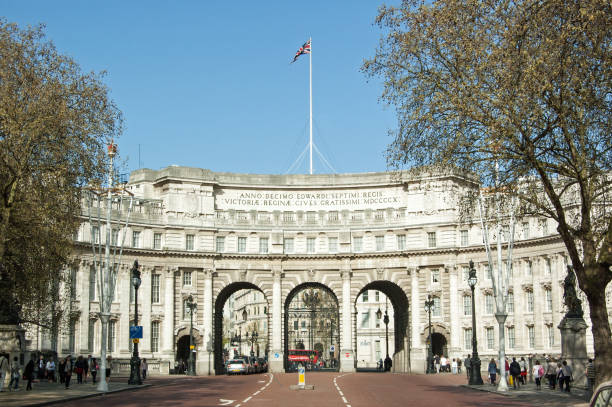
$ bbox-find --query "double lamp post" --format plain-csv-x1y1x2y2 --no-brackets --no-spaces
468,260,484,385
376,299,390,370
128,260,142,385
186,295,197,376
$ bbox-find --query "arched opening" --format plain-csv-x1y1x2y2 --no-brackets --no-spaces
175,335,191,374
284,283,339,372
431,332,447,358
354,281,410,373
213,282,270,375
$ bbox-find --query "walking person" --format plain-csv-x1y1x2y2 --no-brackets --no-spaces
37,354,45,381
545,358,557,389
488,358,497,385
141,358,148,380
24,356,35,391
58,357,66,384
45,358,56,382
457,357,462,374
90,357,98,384
532,360,544,390
451,358,458,374
509,357,521,389
560,360,573,393
105,356,112,383
75,356,85,384
586,358,596,399
0,353,9,392
434,354,440,373
8,357,20,391
64,356,72,389
83,355,90,383
519,357,527,385
464,355,471,380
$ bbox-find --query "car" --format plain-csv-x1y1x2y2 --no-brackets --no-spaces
257,358,268,373
226,358,248,375
591,381,612,407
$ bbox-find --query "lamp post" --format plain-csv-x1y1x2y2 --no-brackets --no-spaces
128,260,142,385
249,331,258,356
186,295,197,376
303,289,320,350
242,309,247,356
376,298,390,367
424,295,435,374
468,260,484,385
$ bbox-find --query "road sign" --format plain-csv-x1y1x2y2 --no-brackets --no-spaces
132,338,139,344
274,353,279,359
190,345,195,350
345,352,350,358
129,326,143,339
298,365,305,387
330,345,335,352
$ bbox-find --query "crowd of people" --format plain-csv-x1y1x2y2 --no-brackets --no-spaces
0,353,150,392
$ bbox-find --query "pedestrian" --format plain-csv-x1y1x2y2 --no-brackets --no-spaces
37,354,46,381
440,355,447,373
141,358,148,380
560,360,573,393
58,357,66,384
106,356,112,383
556,362,564,391
488,358,497,385
451,358,458,374
9,357,20,391
545,358,557,389
90,357,98,384
384,355,392,372
64,356,72,389
504,357,510,384
45,357,56,382
83,355,90,383
75,356,85,384
457,357,462,374
586,358,596,399
24,355,35,390
434,354,440,373
378,358,383,371
532,359,544,390
464,355,471,380
519,357,527,385
0,353,9,392
509,357,521,389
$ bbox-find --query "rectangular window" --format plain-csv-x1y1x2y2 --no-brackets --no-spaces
306,212,316,223
328,237,338,253
431,269,440,284
328,211,339,221
92,226,100,244
353,236,362,252
502,225,510,242
89,267,96,301
111,229,119,246
259,237,269,254
69,320,76,353
283,238,294,253
238,237,247,253
508,327,515,348
526,260,533,276
108,321,116,352
362,291,369,302
506,292,514,313
361,310,370,328
486,327,494,349
376,311,381,328
183,271,192,286
545,258,551,275
216,236,225,252
433,296,441,317
301,320,306,329
375,291,380,302
427,232,437,248
545,288,552,311
151,321,160,352
527,291,534,312
485,294,494,314
460,230,469,246
464,328,472,350
293,320,298,330
376,236,385,251
283,212,294,222
375,340,381,360
522,222,530,239
153,232,162,249
307,238,316,253
151,274,160,303
463,295,472,316
397,234,406,250
88,319,95,351
547,325,554,347
132,231,140,248
528,326,535,348
186,234,195,251
463,266,470,283
70,268,77,300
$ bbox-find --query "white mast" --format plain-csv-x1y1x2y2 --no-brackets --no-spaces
309,37,313,175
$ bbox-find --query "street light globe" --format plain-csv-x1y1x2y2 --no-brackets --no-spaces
468,275,477,288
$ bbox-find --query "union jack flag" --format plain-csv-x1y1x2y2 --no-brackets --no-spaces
291,40,311,63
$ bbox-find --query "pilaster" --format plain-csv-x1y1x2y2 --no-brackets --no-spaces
269,266,284,372
162,267,177,359
340,267,355,372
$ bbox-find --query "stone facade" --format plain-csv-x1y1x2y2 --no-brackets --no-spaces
26,167,611,374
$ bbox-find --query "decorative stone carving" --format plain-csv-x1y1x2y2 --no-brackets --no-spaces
562,266,584,318
240,269,247,281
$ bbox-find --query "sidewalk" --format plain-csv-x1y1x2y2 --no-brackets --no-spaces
0,378,149,407
463,381,591,407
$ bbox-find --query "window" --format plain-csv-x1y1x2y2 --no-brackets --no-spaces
547,325,554,347
328,237,338,253
431,269,440,284
259,237,268,254
508,327,515,349
463,266,470,283
362,291,369,302
294,320,298,330
464,328,472,349
283,238,294,253
89,267,96,301
216,236,225,252
463,295,472,316
69,320,76,353
485,294,494,314
375,291,380,302
353,236,362,252
153,232,162,249
301,320,306,329
375,340,381,360
486,327,494,349
502,225,510,242
376,311,381,328
151,274,160,303
88,319,95,351
183,299,191,319
460,230,469,246
283,212,294,222
396,234,406,250
433,296,441,316
132,231,140,248
506,292,514,313
522,222,530,239
92,226,100,244
111,229,119,246
306,212,316,223
238,237,247,253
545,288,552,311
108,321,116,352
70,268,77,300
183,271,192,286
427,232,437,248
545,258,551,275
361,310,370,328
376,236,385,251
506,262,513,278
307,238,316,253
374,209,384,220
151,321,160,352
328,211,339,221
526,260,533,276
186,234,195,251
528,326,535,348
527,291,534,312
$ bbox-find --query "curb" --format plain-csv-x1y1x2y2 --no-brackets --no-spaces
21,384,152,407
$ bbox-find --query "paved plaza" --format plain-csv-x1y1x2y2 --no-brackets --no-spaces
0,373,591,407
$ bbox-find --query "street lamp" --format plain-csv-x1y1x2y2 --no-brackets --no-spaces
249,331,258,356
128,260,142,385
303,289,320,350
376,298,390,369
424,295,435,374
468,260,484,385
186,295,197,376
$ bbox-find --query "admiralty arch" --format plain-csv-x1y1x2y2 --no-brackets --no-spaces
49,166,608,375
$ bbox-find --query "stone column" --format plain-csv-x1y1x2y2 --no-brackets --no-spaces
161,267,176,362
196,269,214,375
269,267,284,372
119,264,130,357
449,266,459,353
79,261,91,354
340,268,355,372
410,267,424,372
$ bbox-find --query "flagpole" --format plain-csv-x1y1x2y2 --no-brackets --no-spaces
309,37,313,175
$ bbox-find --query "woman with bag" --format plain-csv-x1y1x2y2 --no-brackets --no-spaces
488,358,497,385
64,356,72,389
532,360,544,390
75,356,85,384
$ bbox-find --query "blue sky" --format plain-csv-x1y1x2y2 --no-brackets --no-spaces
3,1,397,175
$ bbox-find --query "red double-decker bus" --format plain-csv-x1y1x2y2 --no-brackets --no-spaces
288,349,320,365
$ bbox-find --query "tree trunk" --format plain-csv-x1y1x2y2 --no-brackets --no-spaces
584,271,612,386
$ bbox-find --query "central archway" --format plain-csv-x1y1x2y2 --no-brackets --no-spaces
284,283,340,372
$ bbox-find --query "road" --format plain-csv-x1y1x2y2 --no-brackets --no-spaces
59,373,587,407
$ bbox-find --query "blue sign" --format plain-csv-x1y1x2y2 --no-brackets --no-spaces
129,326,143,339
274,353,279,359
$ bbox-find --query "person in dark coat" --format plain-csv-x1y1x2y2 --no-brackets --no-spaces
58,358,66,384
509,357,521,389
24,356,35,391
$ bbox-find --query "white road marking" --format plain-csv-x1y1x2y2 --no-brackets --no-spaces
254,391,260,395
241,373,273,405
342,397,348,403
334,373,352,407
219,400,235,406
243,396,252,402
